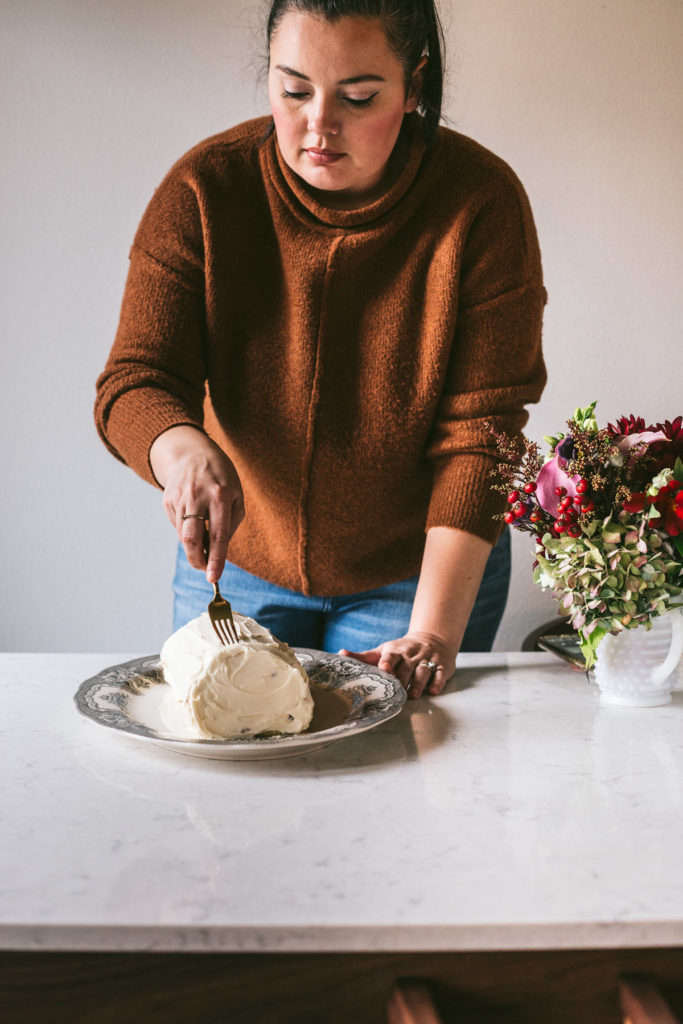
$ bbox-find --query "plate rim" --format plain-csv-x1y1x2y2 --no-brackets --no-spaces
73,648,406,751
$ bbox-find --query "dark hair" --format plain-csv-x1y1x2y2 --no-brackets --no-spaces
266,0,445,142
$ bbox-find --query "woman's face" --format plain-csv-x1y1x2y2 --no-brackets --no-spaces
268,12,419,206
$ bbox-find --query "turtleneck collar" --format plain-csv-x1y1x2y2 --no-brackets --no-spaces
263,113,431,230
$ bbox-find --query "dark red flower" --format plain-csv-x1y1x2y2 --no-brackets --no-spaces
666,488,683,535
649,414,683,472
607,414,656,438
623,480,683,536
623,492,647,514
655,416,683,442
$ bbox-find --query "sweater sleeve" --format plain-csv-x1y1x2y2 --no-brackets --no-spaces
94,163,208,487
425,168,547,544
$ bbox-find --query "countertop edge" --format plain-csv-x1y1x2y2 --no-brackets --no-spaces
3,922,683,954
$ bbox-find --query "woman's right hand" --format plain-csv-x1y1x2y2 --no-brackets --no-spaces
149,425,245,583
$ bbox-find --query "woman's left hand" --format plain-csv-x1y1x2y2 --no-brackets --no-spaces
339,631,457,699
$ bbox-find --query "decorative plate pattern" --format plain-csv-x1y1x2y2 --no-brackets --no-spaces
73,650,406,760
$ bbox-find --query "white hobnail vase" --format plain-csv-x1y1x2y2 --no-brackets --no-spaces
590,607,683,707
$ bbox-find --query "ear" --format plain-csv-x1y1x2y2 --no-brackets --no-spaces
404,55,427,113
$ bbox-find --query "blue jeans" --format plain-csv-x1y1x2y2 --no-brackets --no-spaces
172,529,511,653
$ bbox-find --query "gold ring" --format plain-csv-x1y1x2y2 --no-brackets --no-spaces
420,660,438,672
182,513,209,523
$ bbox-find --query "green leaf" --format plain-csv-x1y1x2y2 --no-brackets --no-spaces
674,535,683,559
579,623,608,669
674,457,683,483
585,543,605,567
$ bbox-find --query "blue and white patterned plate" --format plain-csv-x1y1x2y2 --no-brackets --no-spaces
74,649,406,760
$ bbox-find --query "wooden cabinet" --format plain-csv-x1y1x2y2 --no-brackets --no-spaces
2,948,683,1024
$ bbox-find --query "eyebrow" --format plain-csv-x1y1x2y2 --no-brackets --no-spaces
275,65,385,85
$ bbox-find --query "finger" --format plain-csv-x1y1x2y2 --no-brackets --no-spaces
377,649,401,674
206,541,229,583
378,650,414,689
426,662,452,696
408,659,435,700
411,659,449,699
205,501,232,584
338,648,381,665
180,515,209,571
342,649,415,691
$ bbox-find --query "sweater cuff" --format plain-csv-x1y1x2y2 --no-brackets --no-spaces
100,388,205,487
426,452,507,544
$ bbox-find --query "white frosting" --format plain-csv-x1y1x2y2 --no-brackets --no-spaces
159,612,313,739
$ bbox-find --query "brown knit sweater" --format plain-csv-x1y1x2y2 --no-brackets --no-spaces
95,114,547,596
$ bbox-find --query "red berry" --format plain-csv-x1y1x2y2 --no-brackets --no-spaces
567,524,581,538
530,511,543,523
523,482,537,494
559,496,573,510
580,500,595,513
554,520,566,533
513,502,527,517
507,490,520,503
576,478,588,494
504,511,516,525
555,486,567,497
573,495,583,505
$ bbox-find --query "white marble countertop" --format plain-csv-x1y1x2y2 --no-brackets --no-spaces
2,651,683,953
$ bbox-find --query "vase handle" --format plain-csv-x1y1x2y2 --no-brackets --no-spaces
651,608,683,688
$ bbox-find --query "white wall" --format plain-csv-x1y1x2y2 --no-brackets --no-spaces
2,0,682,653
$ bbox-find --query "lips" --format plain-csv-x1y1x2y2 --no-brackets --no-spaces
305,148,345,165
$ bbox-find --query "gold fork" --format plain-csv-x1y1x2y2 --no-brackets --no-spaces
208,581,241,646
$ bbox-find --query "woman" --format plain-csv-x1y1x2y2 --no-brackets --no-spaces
95,0,546,698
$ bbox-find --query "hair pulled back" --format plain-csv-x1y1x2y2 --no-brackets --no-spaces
266,0,445,142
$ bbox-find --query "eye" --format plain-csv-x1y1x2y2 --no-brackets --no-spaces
344,93,378,107
282,89,310,101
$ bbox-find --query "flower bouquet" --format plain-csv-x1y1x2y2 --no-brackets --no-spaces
492,404,683,668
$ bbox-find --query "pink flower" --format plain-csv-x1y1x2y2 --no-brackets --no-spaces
535,448,581,515
616,429,668,451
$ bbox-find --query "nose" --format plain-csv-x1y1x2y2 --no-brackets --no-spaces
306,94,340,136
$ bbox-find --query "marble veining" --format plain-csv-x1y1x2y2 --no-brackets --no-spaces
2,652,683,952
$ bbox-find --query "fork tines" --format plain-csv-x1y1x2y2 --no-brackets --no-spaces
211,613,239,646
208,583,241,646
